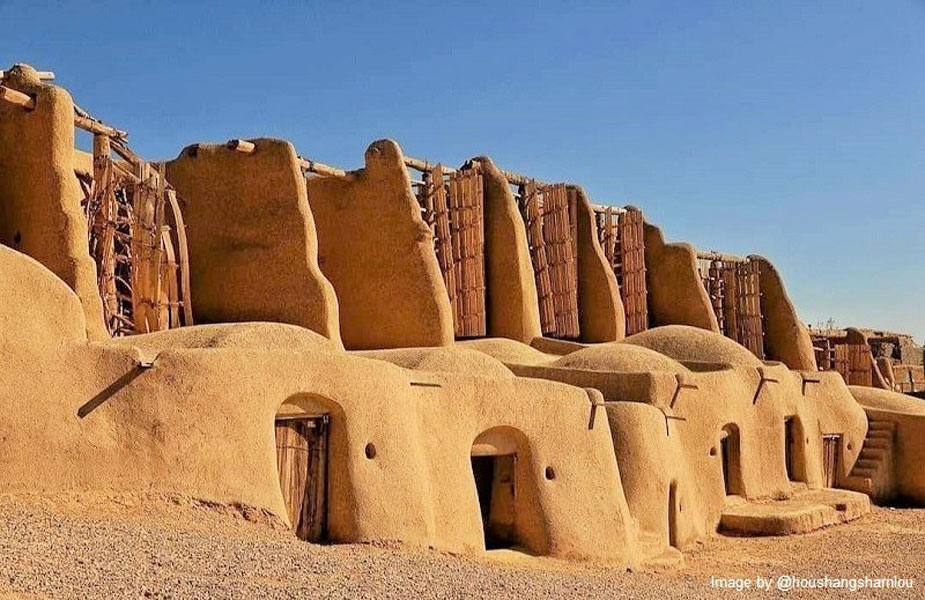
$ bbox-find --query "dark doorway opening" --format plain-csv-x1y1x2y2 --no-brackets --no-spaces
275,415,329,542
785,417,796,481
471,454,517,549
668,481,680,549
822,435,841,488
720,425,743,496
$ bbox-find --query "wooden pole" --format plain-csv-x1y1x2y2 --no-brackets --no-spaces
0,85,35,110
404,156,457,175
0,70,54,81
165,188,194,327
226,139,255,153
74,114,126,139
697,250,746,263
298,157,349,178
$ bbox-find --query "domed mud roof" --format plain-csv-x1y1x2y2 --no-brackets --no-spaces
552,342,688,374
623,325,762,367
849,385,925,416
357,346,514,378
109,322,336,353
458,337,555,365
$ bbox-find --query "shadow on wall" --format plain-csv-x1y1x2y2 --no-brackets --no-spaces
77,365,147,418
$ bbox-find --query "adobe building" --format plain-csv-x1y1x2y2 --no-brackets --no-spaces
1,63,922,570
0,65,640,565
809,326,924,396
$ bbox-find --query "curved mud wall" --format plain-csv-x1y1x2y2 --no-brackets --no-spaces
478,157,543,343
644,222,719,332
0,247,639,565
752,256,816,370
165,138,341,345
851,386,925,504
484,331,866,556
0,65,106,339
570,186,624,343
306,139,453,350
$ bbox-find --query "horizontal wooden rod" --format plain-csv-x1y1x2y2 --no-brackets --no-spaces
0,70,54,81
0,85,35,110
74,113,126,139
226,139,255,153
697,251,747,263
592,204,628,214
403,156,457,175
498,168,536,187
298,156,349,178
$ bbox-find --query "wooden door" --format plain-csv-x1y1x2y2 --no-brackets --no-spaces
275,416,329,542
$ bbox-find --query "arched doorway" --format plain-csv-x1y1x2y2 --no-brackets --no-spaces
275,397,333,543
471,428,520,549
784,417,806,483
720,424,743,496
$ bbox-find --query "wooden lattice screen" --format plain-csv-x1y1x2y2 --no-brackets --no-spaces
76,135,192,336
830,342,872,386
812,336,836,370
519,183,579,339
697,257,765,359
596,206,648,336
521,181,556,334
735,260,764,359
417,164,486,338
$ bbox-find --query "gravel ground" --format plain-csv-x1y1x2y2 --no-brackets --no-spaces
0,494,921,599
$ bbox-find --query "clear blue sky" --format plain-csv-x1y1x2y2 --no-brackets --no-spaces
3,1,923,342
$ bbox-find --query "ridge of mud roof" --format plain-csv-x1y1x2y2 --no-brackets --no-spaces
356,346,515,378
551,342,689,374
457,338,556,366
623,325,763,368
849,385,925,416
107,322,336,353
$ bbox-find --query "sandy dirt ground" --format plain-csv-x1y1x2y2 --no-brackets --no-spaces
0,494,921,599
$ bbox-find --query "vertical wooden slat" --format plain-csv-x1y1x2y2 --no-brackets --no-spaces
734,260,765,359
617,207,648,335
91,134,119,332
521,182,556,336
446,166,487,337
539,185,579,339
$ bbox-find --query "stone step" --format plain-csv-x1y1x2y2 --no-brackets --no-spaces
867,429,894,440
842,475,873,495
868,420,896,432
854,458,881,471
859,447,887,460
851,467,877,479
864,437,891,450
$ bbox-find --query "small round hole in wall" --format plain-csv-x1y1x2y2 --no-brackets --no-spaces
364,443,376,459
847,442,853,450
806,437,810,444
544,466,556,480
709,446,717,456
